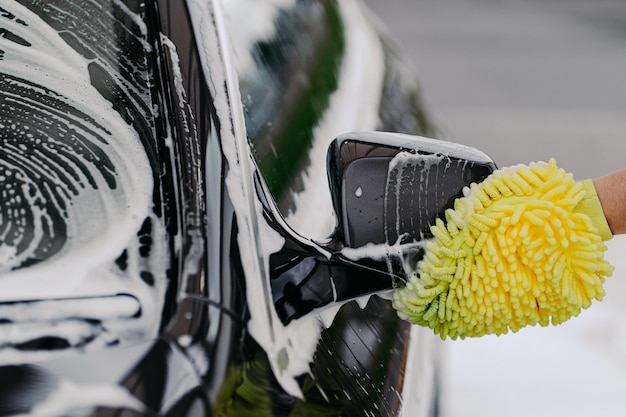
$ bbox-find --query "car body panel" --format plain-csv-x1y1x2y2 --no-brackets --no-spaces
0,0,443,415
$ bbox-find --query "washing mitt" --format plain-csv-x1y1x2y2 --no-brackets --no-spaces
393,159,614,339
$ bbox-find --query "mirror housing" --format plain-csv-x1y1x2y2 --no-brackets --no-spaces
327,131,496,248
269,132,497,324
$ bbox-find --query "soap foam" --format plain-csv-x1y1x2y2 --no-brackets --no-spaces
0,1,165,365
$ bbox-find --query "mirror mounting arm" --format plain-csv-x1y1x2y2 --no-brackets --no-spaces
254,171,395,325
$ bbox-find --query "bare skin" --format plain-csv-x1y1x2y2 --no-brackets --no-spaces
593,169,626,235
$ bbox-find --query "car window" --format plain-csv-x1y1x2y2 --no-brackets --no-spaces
222,0,344,213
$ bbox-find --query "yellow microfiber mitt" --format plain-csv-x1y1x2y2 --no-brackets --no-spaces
393,159,614,339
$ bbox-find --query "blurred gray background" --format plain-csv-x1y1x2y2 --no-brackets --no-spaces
363,0,626,180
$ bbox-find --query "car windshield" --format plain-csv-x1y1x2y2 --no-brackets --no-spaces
0,1,171,362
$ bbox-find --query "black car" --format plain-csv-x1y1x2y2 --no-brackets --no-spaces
0,0,496,415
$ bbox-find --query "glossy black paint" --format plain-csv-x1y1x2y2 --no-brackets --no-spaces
0,1,455,416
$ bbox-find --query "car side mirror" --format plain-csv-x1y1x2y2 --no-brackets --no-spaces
267,132,497,324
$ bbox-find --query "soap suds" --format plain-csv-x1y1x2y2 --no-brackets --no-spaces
0,1,166,364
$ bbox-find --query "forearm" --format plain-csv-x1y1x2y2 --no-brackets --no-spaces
593,168,626,235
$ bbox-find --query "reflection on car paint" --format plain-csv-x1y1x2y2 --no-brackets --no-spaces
233,0,344,206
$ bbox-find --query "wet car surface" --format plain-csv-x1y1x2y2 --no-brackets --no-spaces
0,0,444,415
